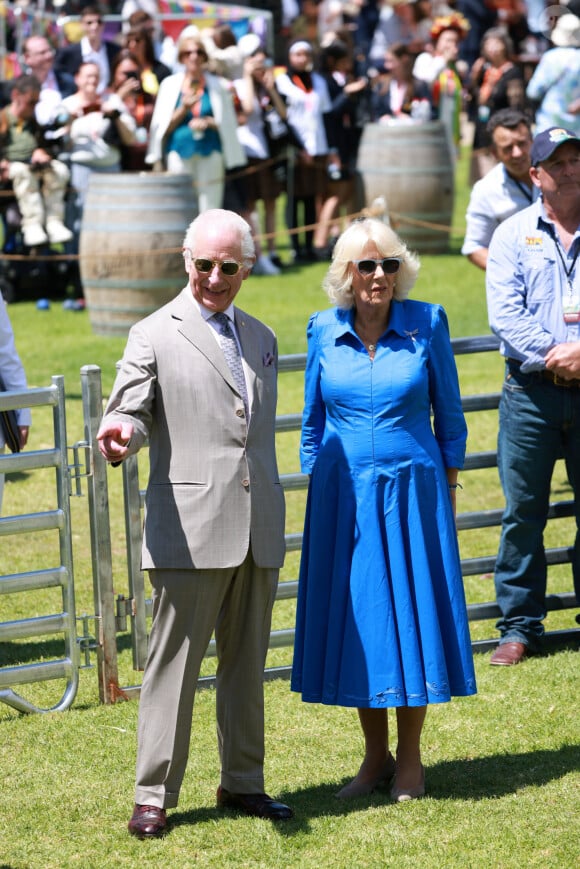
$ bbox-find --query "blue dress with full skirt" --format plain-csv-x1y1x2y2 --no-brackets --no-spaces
291,300,477,708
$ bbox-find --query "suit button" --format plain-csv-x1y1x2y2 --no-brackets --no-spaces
242,478,250,488
236,409,244,417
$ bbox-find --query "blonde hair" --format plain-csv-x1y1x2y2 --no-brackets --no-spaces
322,219,420,309
177,33,208,62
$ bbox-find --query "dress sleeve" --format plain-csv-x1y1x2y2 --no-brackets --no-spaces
299,313,326,474
428,305,467,469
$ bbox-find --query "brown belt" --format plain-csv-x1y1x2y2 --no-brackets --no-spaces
539,370,580,388
506,358,580,388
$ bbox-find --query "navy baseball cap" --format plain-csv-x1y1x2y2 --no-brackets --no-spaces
531,127,580,166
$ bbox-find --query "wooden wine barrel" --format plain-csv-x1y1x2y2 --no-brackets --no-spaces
79,173,197,337
356,121,455,254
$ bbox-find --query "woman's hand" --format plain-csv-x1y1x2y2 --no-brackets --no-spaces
344,77,367,96
181,83,201,110
116,77,141,101
245,55,262,78
188,116,214,133
262,67,276,91
447,469,460,519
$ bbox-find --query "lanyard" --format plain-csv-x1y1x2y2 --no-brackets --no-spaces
508,174,533,204
552,235,580,293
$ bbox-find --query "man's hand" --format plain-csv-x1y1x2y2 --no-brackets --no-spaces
97,420,134,463
18,426,29,449
545,342,580,379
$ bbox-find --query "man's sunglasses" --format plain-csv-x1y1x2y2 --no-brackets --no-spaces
192,257,243,276
353,258,401,276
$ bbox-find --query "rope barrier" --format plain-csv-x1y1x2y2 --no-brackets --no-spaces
0,164,467,265
0,213,466,264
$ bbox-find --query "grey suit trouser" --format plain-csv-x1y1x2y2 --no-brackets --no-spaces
134,550,278,808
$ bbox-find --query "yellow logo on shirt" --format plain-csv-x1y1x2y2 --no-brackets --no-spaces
525,236,542,246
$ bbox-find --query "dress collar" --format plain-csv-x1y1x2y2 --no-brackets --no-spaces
333,301,409,344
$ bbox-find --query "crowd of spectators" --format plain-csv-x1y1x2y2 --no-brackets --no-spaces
0,1,579,275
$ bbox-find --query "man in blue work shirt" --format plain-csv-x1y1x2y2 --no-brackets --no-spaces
462,109,540,271
486,126,580,666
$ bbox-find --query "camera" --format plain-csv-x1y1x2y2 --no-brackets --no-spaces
39,109,72,157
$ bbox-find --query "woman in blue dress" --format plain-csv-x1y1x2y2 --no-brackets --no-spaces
291,218,476,802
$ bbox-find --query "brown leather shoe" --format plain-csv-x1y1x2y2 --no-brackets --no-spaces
490,641,528,666
217,786,293,820
128,803,167,838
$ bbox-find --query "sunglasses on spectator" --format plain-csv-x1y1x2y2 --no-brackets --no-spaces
353,258,401,276
181,49,205,58
192,258,243,276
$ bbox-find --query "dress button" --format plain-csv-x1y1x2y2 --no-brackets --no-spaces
236,409,244,417
242,478,250,488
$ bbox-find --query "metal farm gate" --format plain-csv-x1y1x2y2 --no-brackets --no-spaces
1,342,579,714
0,377,80,713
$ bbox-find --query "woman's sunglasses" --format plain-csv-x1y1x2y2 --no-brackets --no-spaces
353,258,401,276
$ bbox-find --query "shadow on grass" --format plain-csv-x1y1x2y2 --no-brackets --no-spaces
5,634,579,670
167,744,580,837
4,471,30,483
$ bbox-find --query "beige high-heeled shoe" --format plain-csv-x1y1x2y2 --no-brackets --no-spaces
390,764,425,802
335,754,396,799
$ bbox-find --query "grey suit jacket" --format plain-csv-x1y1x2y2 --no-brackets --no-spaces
102,288,286,570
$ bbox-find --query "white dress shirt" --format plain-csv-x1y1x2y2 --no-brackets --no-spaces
462,162,540,257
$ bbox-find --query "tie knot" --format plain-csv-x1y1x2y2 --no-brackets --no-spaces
213,312,231,333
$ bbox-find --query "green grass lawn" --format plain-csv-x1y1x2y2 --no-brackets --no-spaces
1,151,579,868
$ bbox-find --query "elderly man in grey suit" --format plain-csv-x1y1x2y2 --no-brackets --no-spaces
97,209,292,839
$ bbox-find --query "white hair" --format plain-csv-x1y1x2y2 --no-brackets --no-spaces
182,209,255,271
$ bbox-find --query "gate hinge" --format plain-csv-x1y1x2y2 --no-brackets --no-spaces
68,440,92,496
116,594,135,633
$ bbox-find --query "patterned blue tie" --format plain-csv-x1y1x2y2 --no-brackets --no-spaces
213,312,249,418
